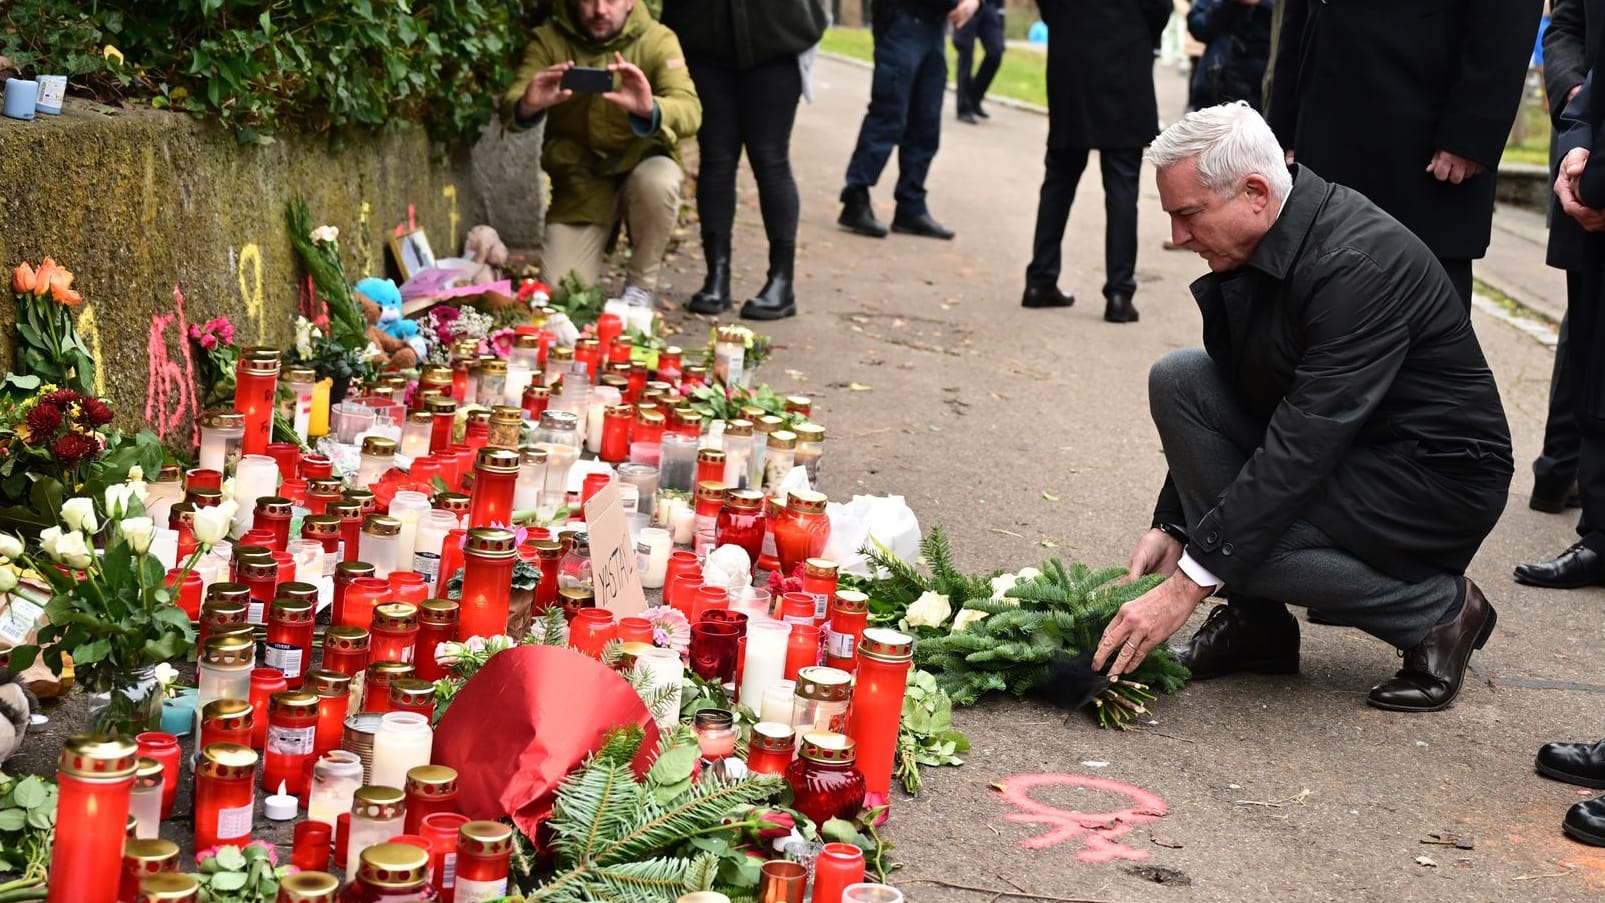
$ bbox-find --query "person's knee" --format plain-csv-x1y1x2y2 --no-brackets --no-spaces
1148,348,1216,411
628,158,684,210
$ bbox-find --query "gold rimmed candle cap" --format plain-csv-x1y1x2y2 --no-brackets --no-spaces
725,489,765,511
475,447,521,473
805,558,838,579
201,410,247,430
405,764,459,795
787,490,827,515
356,842,428,888
324,625,370,650
197,743,259,779
798,731,856,764
457,819,514,857
767,430,797,450
304,669,353,697
361,436,397,457
275,871,341,901
201,634,255,668
352,785,406,818
136,873,201,902
372,602,418,630
831,589,868,614
362,514,402,536
857,627,914,663
464,526,518,557
268,690,320,716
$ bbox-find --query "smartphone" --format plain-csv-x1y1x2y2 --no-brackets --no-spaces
561,67,614,94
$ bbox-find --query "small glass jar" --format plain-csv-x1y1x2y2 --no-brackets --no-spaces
305,669,354,758
458,528,517,641
199,699,253,750
692,709,737,762
263,691,320,794
712,328,746,385
509,332,541,371
345,814,416,890
791,666,853,736
463,409,492,451
359,515,403,578
573,338,601,387
558,532,593,594
371,602,421,665
388,679,436,718
715,489,767,566
426,397,458,455
453,820,514,903
197,634,255,716
199,410,246,474
411,510,459,596
413,599,459,682
249,668,288,749
403,765,460,834
236,554,278,625
802,556,840,624
682,364,709,391
363,661,414,715
532,540,564,614
322,625,372,679
120,839,180,903
307,750,365,827
419,366,455,406
763,430,798,492
194,743,259,851
371,711,434,792
594,402,629,463
655,345,683,384
467,447,520,528
477,359,509,408
129,757,164,840
567,607,616,659
826,590,871,671
784,623,821,679
633,407,665,448
745,722,796,775
721,420,754,488
696,448,726,489
277,872,341,903
356,436,397,489
784,732,866,826
512,446,549,515
304,480,344,517
487,405,523,449
266,597,315,688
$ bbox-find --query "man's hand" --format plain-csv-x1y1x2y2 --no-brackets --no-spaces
1556,147,1605,231
1284,148,1295,165
1126,528,1183,583
1425,149,1487,184
949,0,980,29
518,62,575,119
1092,572,1211,679
603,51,655,119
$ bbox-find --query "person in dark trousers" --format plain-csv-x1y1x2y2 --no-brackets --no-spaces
663,0,828,321
1532,17,1605,849
1187,0,1274,111
1097,104,1512,716
838,0,980,241
1021,0,1171,321
954,0,1005,124
1267,0,1544,309
1525,0,1602,518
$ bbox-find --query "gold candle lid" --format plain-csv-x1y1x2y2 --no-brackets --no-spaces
136,873,201,902
200,599,248,624
475,447,521,474
200,698,252,729
405,764,459,796
333,561,377,582
457,819,514,857
353,784,407,817
268,690,320,716
725,489,765,512
425,396,458,416
794,422,826,442
362,514,402,536
186,488,224,507
366,661,415,681
268,597,314,623
697,448,726,465
418,598,460,626
490,405,524,423
434,492,471,513
357,842,428,888
304,669,353,697
805,558,839,578
750,721,796,754
361,436,397,457
123,838,180,866
134,756,164,787
519,446,549,466
785,395,812,412
831,589,868,615
201,410,246,430
372,602,419,630
197,743,259,780
798,731,856,765
481,359,508,376
275,871,340,902
389,678,436,709
201,634,255,668
858,627,915,663
694,481,727,504
464,526,517,558
324,625,370,651
767,430,797,450
787,490,827,515
795,666,853,702
329,500,364,520
254,495,293,516
205,582,252,604
277,581,320,604
306,479,345,499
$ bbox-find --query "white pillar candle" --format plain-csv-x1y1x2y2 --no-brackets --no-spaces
637,528,672,589
232,455,280,529
758,678,797,726
370,711,433,790
626,304,655,336
411,510,458,595
358,528,400,579
286,539,326,586
584,387,620,455
504,363,535,407
741,620,791,710
633,647,683,731
668,500,696,546
387,491,432,567
193,554,222,592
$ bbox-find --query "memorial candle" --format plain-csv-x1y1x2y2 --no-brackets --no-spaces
233,454,280,530
305,669,353,758
193,743,258,851
198,411,245,474
119,839,180,903
234,349,281,457
265,597,315,688
845,629,914,797
426,397,458,454
371,711,434,791
403,765,460,835
411,510,459,595
358,515,403,578
370,603,420,664
467,448,520,528
263,691,320,794
413,599,459,681
321,626,371,679
199,699,253,750
457,528,517,640
47,734,138,903
739,619,791,708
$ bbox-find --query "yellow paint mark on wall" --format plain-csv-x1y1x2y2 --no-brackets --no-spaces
237,242,264,342
74,305,105,395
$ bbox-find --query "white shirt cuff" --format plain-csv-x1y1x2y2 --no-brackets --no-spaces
1178,551,1223,590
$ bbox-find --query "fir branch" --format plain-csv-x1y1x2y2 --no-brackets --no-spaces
547,760,645,866
597,774,785,866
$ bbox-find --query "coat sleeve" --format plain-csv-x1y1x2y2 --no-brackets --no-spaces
1188,0,1232,45
1184,250,1411,585
645,27,703,143
1265,0,1307,147
1557,68,1597,158
1433,0,1545,168
501,30,559,132
1545,0,1590,130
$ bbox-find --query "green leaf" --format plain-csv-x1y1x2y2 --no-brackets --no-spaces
12,777,46,809
214,845,247,871
26,806,53,831
72,637,113,665
821,818,866,846
211,871,247,891
646,743,700,788
0,810,25,831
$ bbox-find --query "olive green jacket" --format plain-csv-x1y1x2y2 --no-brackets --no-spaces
502,2,701,227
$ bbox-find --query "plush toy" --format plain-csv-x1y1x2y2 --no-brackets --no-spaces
353,278,425,370
0,671,35,765
463,225,508,285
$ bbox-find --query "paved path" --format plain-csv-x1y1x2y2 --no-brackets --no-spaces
663,55,1605,901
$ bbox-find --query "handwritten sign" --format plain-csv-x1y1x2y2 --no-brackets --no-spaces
583,480,647,618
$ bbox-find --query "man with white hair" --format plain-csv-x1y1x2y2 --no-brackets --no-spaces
1092,103,1513,714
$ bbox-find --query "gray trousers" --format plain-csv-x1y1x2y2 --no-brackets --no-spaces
1150,348,1462,650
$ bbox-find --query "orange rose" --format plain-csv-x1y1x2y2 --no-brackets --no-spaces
46,265,79,306
31,259,57,298
11,262,36,294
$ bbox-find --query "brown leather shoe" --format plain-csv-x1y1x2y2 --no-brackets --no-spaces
1172,602,1300,680
1366,579,1495,713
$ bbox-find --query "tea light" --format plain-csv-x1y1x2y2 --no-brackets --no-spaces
637,528,672,589
758,679,797,726
233,455,280,529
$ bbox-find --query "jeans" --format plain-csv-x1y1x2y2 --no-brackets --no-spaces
954,2,1004,114
687,54,803,249
842,11,948,215
1026,146,1142,299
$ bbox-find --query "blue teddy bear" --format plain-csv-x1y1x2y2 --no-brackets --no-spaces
355,277,428,362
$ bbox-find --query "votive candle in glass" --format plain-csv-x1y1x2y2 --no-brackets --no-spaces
233,454,281,530
825,590,871,672
321,626,371,679
266,597,315,688
618,463,660,519
811,842,867,903
119,839,180,903
457,528,517,640
659,433,698,492
371,712,434,792
632,647,683,731
305,669,354,758
362,662,414,715
739,619,790,708
197,635,255,716
234,349,280,456
400,411,433,458
759,679,797,726
129,757,164,840
388,679,436,718
844,629,914,797
249,668,288,749
637,526,672,589
263,690,320,794
388,490,433,569
403,765,460,835
342,576,390,632
791,666,853,736
193,743,258,852
426,397,458,454
199,699,253,751
307,749,364,827
744,722,796,776
358,515,403,578
467,448,520,528
346,787,407,877
784,624,821,680
454,820,514,903
198,410,245,474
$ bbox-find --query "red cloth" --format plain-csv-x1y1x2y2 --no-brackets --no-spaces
431,645,660,838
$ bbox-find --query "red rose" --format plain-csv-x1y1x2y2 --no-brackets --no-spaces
80,398,114,427
24,403,63,437
51,432,96,463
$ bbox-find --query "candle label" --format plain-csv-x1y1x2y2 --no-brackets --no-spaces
413,551,441,584
454,877,509,903
217,802,253,840
811,593,830,621
268,723,316,756
619,484,639,515
264,642,305,680
635,541,652,579
247,600,267,624
441,852,458,887
826,628,856,660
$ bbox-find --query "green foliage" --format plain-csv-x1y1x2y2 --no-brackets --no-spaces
286,200,369,348
896,670,968,795
188,842,290,903
683,382,805,428
0,0,551,144
856,525,996,626
12,291,93,397
547,275,610,329
0,772,56,888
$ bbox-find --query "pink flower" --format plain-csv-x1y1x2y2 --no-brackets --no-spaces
199,334,218,350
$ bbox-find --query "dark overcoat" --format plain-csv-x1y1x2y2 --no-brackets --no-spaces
1154,167,1513,587
1267,0,1543,260
1037,0,1172,150
1544,0,1605,271
1556,20,1605,430
660,0,828,69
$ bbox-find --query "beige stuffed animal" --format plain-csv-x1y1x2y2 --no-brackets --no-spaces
463,225,508,285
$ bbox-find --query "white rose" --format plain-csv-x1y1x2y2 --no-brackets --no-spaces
951,608,989,633
62,497,98,534
465,636,488,655
435,641,462,667
49,530,93,570
989,573,1018,601
154,662,180,686
310,225,340,243
905,590,952,629
0,568,17,593
192,505,233,547
0,533,23,561
127,465,144,482
105,483,134,519
120,517,155,555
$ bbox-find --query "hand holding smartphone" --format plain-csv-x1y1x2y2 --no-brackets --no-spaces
560,67,614,94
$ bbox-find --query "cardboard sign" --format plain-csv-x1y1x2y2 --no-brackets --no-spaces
583,481,648,618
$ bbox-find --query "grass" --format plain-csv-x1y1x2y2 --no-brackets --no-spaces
817,26,1049,109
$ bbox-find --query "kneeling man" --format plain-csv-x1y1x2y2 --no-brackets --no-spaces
1094,103,1513,712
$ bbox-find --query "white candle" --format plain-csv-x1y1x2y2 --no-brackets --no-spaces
193,554,221,592
758,678,797,726
150,528,180,572
668,501,695,546
388,491,432,568
633,647,683,730
585,388,620,455
370,711,433,790
232,455,279,529
411,510,458,595
637,528,672,589
358,527,400,579
504,363,534,407
741,620,791,709
286,540,325,587
307,751,364,827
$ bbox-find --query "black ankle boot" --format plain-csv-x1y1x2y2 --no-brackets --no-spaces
687,231,732,314
741,242,796,321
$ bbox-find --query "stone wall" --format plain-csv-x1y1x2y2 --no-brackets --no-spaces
0,103,482,452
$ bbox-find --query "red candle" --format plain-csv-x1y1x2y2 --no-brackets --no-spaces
451,445,478,490
744,722,796,775
304,669,353,758
595,312,623,361
825,590,871,672
531,541,562,615
291,821,333,873
362,662,413,715
135,732,181,819
193,743,258,851
669,572,702,623
599,404,633,463
682,364,708,391
608,334,633,366
437,527,467,590
784,624,821,679
390,571,430,605
696,448,726,488
332,561,377,627
262,691,319,794
692,585,729,623
253,496,294,552
47,734,138,903
248,668,288,749
413,599,459,682
632,408,665,447
388,679,436,718
410,455,443,490
302,514,342,564
370,602,420,665
266,597,315,688
265,442,301,481
327,500,362,564
781,591,816,626
580,472,612,517
617,617,654,644
165,568,202,620
234,349,280,457
421,813,470,901
467,448,520,528
185,468,223,492
845,629,914,797
626,362,648,403
119,839,179,903
237,555,278,625
574,338,601,384
199,699,252,750
777,494,832,578
279,477,308,507
321,626,371,679
403,765,460,835
715,490,767,567
522,384,551,420
299,452,333,480
568,608,616,658
663,550,698,592
655,346,683,384
802,557,840,625
811,842,868,903
342,577,391,631
454,820,514,901
457,528,517,640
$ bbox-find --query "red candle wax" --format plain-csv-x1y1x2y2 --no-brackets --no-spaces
248,668,287,750
413,600,459,682
467,448,520,528
845,629,914,797
165,568,202,620
342,577,391,632
234,350,280,457
457,528,517,640
135,732,182,819
262,691,319,794
48,735,138,903
193,743,258,851
304,669,353,758
784,624,821,679
811,842,868,903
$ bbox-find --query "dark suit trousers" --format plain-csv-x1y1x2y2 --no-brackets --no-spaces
1535,281,1581,492
953,2,1005,113
1438,257,1474,310
1149,348,1462,650
843,12,948,215
1026,146,1141,299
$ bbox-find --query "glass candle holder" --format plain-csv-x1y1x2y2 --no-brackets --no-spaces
322,626,371,679
388,490,433,568
233,454,281,531
738,619,790,708
129,757,163,840
802,558,840,625
371,712,434,791
362,662,413,715
199,699,252,751
568,608,616,659
410,510,459,595
744,721,796,775
454,820,514,903
632,647,683,731
358,515,403,578
400,412,432,459
689,621,740,683
467,448,520,528
197,635,254,717
692,709,737,761
388,679,436,718
342,577,391,633
119,839,180,903
370,603,420,665
759,680,797,726
776,493,831,578
658,433,699,492
403,765,460,835
811,844,868,903
346,789,407,877
784,624,821,680
307,750,364,827
844,629,914,798
414,600,459,682
165,568,203,620
785,732,865,826
617,463,661,520
755,860,806,903
791,666,853,736
266,597,315,688
235,349,280,456
512,446,548,515
636,526,672,589
841,885,905,903
198,410,245,474
263,690,320,794
825,590,871,671
135,732,181,819
330,402,376,446
249,668,288,749
305,670,354,759
458,528,517,640
194,743,258,851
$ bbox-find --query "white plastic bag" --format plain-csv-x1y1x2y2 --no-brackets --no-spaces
824,494,922,577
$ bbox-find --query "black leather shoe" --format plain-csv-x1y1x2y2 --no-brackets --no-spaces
838,188,888,238
1021,284,1075,309
1104,293,1139,323
1537,738,1605,788
1565,795,1605,846
686,230,733,314
740,241,796,321
957,109,978,124
1366,579,1495,712
974,103,990,119
1172,603,1300,680
1530,480,1582,513
1513,541,1605,589
891,210,955,240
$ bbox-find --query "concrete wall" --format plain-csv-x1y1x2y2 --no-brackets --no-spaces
0,104,480,452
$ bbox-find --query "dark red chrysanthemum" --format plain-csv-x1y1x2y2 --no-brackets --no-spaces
79,397,114,427
24,402,63,437
51,432,95,463
41,388,79,409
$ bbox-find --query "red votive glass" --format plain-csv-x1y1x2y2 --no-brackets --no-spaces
568,608,616,659
421,813,470,901
811,842,868,903
457,528,517,640
135,732,181,819
389,679,436,718
331,561,376,627
362,662,413,715
299,452,333,480
266,442,301,481
467,448,520,528
390,571,429,605
825,590,871,672
669,573,702,623
234,349,280,457
47,735,138,903
617,617,654,644
784,624,821,679
403,765,460,835
845,629,914,797
744,722,796,776
693,585,729,623
802,558,840,625
248,668,287,749
454,820,514,902
262,690,319,794
265,597,315,688
370,602,420,665
304,669,353,758
342,577,391,632
118,839,179,903
689,621,740,683
166,568,202,620
253,496,294,552
292,820,333,872
185,468,223,492
199,699,252,750
413,599,459,682
193,742,258,851
331,500,365,564
600,404,632,463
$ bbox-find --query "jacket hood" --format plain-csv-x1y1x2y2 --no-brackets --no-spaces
551,0,654,52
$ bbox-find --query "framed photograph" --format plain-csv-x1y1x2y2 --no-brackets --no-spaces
388,228,436,282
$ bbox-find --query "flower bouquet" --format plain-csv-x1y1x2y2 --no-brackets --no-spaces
11,258,93,396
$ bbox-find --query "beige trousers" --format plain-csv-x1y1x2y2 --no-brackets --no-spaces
542,156,684,291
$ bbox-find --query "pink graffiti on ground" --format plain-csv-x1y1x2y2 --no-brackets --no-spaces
994,773,1169,863
145,284,199,446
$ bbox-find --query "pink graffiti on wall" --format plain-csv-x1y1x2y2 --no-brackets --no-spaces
145,284,199,447
994,773,1169,863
